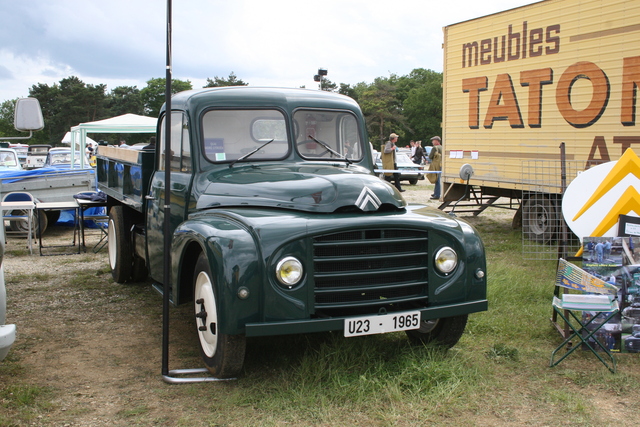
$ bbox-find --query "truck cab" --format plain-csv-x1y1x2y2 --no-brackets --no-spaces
99,87,487,378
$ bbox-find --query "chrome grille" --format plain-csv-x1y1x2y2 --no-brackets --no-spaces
312,229,429,311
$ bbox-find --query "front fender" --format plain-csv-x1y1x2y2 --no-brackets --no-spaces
171,215,263,334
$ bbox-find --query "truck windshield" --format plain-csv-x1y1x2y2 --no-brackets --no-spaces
293,109,362,162
202,109,289,163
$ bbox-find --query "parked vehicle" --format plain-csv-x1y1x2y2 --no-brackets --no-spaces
25,144,51,169
8,144,28,168
97,87,488,378
441,0,640,241
0,102,93,235
0,226,15,362
0,148,22,171
374,151,424,185
43,149,90,169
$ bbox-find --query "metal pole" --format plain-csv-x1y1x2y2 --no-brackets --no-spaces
161,0,172,378
160,0,230,383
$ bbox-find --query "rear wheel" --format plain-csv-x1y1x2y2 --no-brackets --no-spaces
194,253,246,378
406,315,468,348
108,206,132,283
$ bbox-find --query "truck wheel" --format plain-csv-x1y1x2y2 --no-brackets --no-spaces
409,179,418,185
194,253,246,378
522,196,556,244
406,315,468,348
108,206,132,283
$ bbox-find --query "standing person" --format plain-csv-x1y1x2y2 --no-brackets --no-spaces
119,139,129,148
428,136,442,199
411,140,424,165
381,133,404,192
595,241,604,264
604,239,612,261
143,137,156,150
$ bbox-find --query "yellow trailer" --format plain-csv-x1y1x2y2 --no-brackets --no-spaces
441,0,640,241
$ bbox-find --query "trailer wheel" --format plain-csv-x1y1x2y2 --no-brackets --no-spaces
108,206,132,283
522,196,557,244
194,253,246,379
8,210,48,237
406,315,468,348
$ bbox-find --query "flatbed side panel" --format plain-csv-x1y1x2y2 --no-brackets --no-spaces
442,0,640,194
96,148,155,213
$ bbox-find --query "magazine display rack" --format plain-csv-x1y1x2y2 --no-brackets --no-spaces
549,259,620,373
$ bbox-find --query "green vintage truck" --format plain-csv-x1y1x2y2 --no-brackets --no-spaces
97,87,487,378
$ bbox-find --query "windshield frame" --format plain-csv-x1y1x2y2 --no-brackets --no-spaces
200,107,291,165
292,108,364,163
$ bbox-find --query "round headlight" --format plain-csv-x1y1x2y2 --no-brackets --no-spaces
276,256,303,288
434,247,457,274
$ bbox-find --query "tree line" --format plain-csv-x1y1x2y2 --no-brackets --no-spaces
0,70,442,150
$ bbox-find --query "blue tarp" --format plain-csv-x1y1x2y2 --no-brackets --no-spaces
0,167,95,183
58,207,106,228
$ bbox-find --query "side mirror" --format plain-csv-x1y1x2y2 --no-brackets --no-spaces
14,98,44,132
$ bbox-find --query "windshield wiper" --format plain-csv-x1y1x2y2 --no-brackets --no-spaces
229,139,274,168
307,135,352,164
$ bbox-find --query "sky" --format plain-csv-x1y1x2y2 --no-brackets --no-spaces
0,0,537,103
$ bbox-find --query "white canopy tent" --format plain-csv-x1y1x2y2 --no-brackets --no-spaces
68,114,157,168
61,132,98,146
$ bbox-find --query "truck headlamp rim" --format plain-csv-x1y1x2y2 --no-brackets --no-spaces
434,247,457,274
276,256,303,288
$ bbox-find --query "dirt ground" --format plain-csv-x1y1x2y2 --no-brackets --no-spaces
1,180,521,426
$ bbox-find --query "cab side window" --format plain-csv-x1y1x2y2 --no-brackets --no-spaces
159,112,191,173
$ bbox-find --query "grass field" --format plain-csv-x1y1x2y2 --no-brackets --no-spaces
1,206,639,426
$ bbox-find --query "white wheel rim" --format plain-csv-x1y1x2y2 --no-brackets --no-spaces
418,318,439,334
108,218,117,270
195,270,218,357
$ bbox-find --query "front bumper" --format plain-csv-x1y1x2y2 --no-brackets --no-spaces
0,324,16,361
244,299,487,337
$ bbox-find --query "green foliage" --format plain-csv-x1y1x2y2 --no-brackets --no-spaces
28,76,108,145
106,85,144,117
140,77,193,117
204,72,248,87
0,99,19,138
318,77,338,92
355,76,406,145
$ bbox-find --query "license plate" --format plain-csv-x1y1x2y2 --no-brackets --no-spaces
344,311,421,337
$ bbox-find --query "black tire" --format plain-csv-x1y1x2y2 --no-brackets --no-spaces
409,179,418,185
108,206,132,283
45,210,61,225
512,207,522,230
406,315,468,348
522,196,557,244
194,253,246,378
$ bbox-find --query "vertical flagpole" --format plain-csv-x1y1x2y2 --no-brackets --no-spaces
160,0,233,383
161,0,173,378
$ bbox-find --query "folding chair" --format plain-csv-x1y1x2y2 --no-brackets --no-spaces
1,192,37,254
549,259,620,373
75,191,109,253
